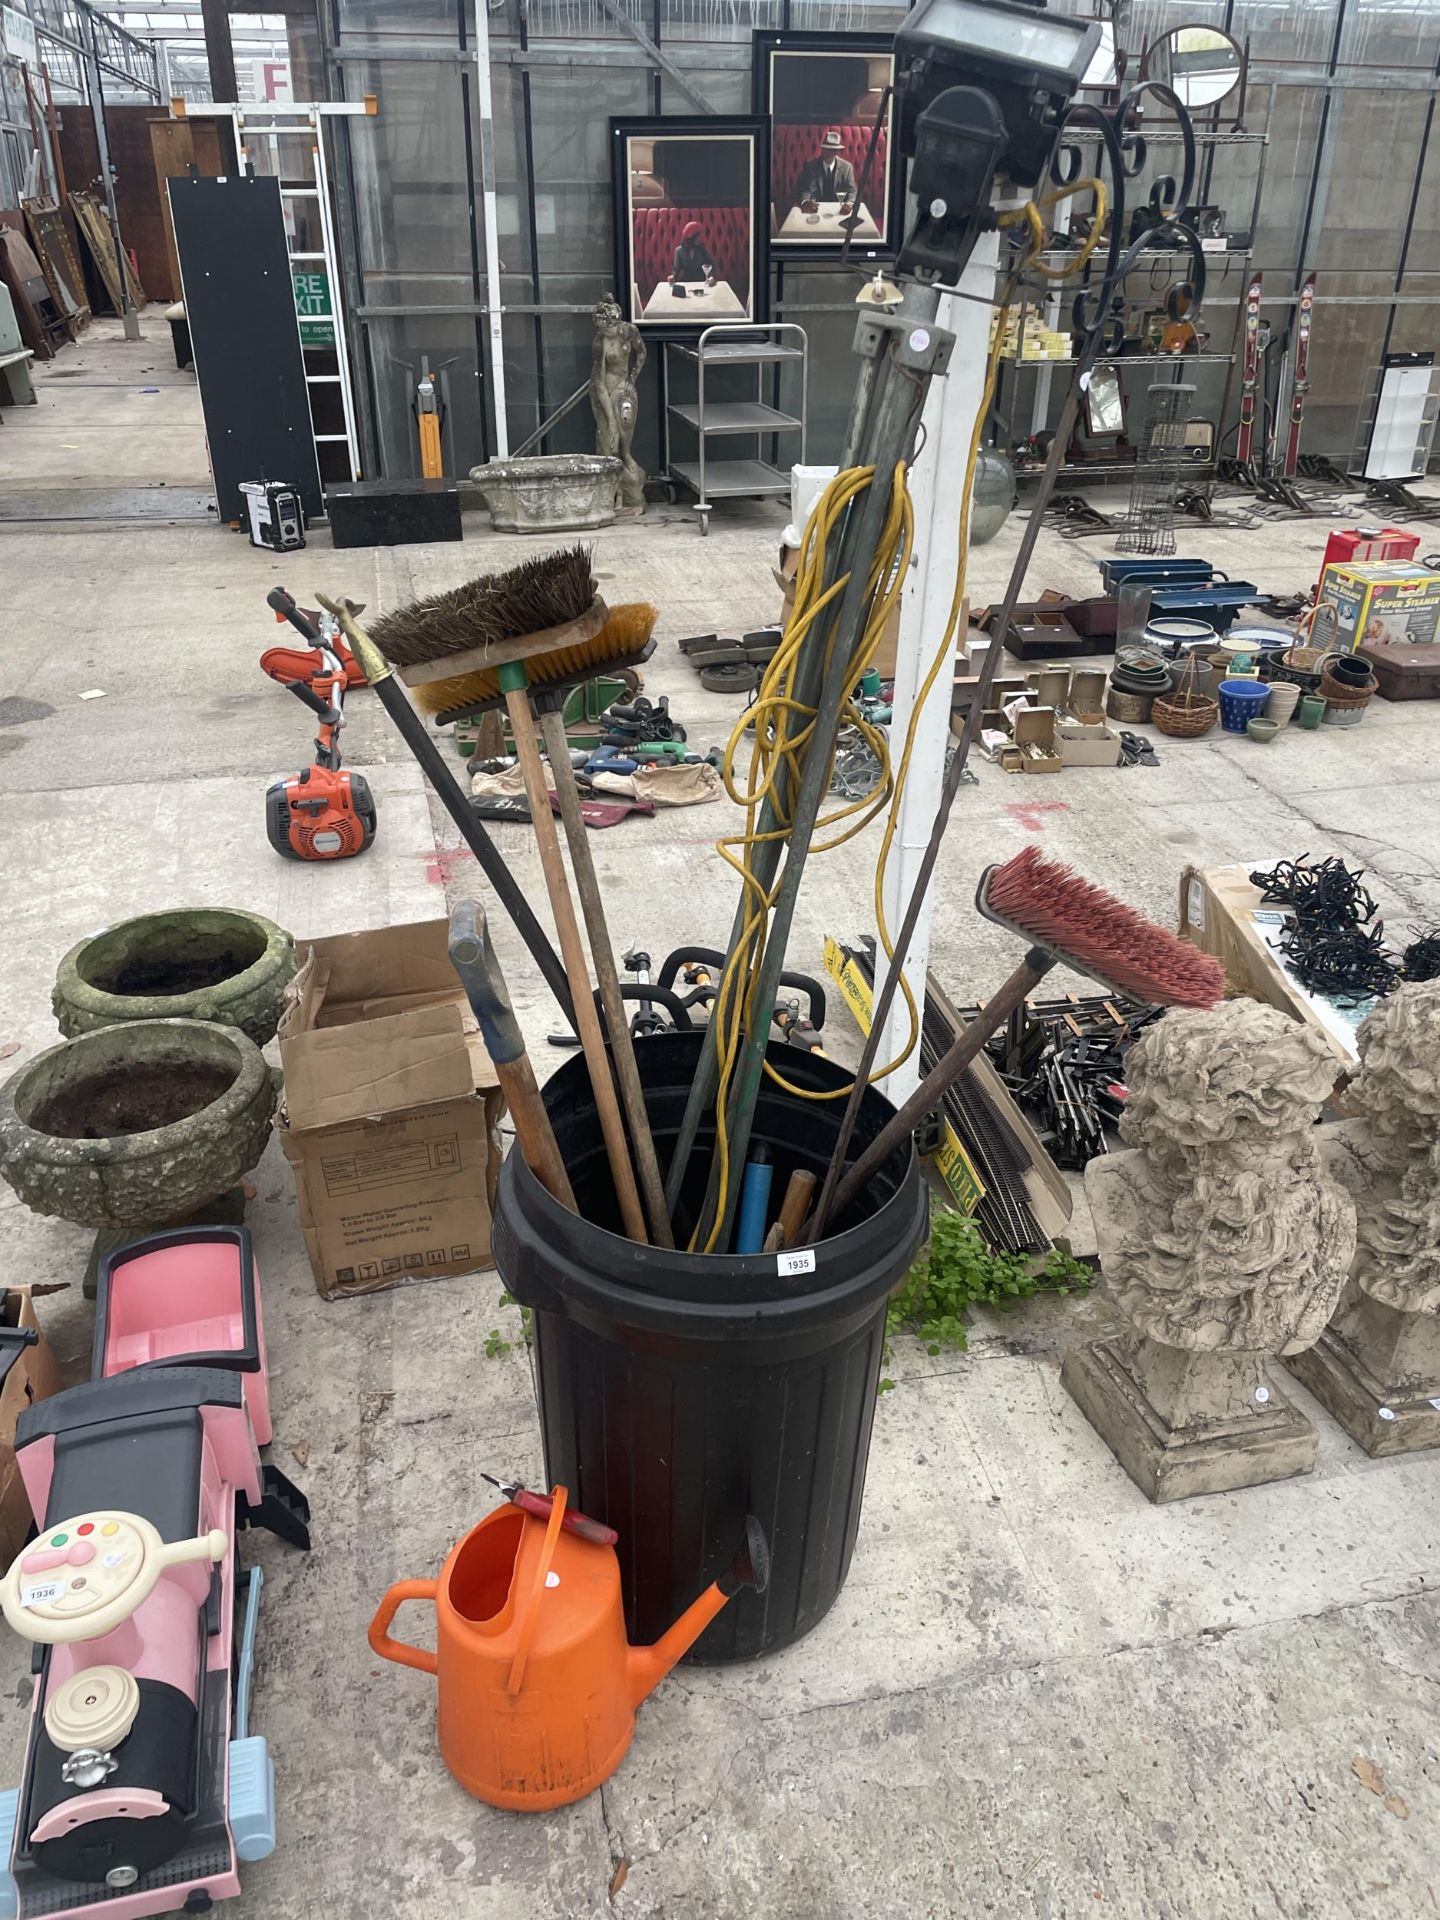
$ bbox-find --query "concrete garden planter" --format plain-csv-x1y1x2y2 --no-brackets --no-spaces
472,454,622,533
0,1018,277,1229
53,907,296,1046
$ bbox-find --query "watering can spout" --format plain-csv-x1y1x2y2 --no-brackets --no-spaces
626,1517,770,1709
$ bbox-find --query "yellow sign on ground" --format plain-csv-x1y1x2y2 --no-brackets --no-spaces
821,935,984,1216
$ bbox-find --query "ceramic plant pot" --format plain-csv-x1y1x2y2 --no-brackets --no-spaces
1247,717,1281,744
1264,682,1301,725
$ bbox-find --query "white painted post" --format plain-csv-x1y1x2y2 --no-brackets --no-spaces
874,230,1000,1099
473,0,509,458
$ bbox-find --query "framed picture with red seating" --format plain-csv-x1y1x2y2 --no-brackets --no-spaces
610,117,769,338
752,31,904,261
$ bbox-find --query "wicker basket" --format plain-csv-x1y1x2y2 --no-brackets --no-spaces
1152,690,1219,737
1319,661,1377,712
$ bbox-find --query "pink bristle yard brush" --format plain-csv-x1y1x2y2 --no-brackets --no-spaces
809,846,1227,1235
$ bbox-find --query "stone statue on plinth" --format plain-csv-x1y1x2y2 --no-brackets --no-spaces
1065,1002,1356,1501
1290,980,1440,1454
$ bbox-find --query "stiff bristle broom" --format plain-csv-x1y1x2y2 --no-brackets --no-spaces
368,544,597,669
808,846,1228,1237
321,559,674,1251
414,603,659,726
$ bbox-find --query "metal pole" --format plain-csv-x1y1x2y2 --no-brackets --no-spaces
198,0,238,106
663,300,909,1221
473,0,509,457
874,232,999,1098
703,285,952,1251
84,10,140,341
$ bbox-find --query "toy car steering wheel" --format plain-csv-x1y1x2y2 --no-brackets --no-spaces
0,1510,227,1644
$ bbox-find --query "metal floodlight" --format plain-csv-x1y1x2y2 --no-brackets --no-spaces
900,87,1007,282
894,0,1102,186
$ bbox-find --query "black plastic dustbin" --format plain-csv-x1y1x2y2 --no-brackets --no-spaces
491,1031,926,1663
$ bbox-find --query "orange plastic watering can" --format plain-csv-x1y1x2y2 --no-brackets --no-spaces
368,1486,769,1812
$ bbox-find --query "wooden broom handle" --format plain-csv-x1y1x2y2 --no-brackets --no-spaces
537,706,674,1248
503,686,649,1244
448,899,577,1213
812,950,1055,1238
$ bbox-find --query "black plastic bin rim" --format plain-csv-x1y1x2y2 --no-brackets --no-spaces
498,1146,925,1340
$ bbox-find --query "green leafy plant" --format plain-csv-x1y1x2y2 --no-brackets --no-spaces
483,1293,534,1359
885,1208,1092,1361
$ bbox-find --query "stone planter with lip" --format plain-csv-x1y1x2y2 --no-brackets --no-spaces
53,908,296,1047
472,454,623,534
0,1018,278,1230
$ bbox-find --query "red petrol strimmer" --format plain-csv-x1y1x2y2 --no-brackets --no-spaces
262,588,377,861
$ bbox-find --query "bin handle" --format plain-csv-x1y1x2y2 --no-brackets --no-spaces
506,1485,568,1698
368,1579,439,1675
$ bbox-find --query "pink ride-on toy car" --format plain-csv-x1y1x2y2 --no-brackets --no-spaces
0,1227,308,1919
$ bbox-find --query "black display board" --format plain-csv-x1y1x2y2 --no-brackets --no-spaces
169,176,322,523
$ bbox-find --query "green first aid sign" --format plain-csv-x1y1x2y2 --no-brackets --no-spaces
293,267,335,347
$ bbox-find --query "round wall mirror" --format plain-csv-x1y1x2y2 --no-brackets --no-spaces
1142,26,1244,110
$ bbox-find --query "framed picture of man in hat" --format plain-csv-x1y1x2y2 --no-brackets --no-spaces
752,31,904,260
609,117,769,338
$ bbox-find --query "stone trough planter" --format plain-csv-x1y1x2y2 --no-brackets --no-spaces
0,1018,278,1229
53,907,296,1046
472,454,622,533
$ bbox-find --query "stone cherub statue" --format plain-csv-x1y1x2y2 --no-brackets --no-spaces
589,294,646,513
1065,1002,1356,1500
1107,1002,1355,1353
1289,980,1440,1453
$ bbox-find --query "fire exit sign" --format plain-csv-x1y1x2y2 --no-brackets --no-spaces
293,266,335,347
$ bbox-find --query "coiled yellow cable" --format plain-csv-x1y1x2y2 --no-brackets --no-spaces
692,178,1109,1251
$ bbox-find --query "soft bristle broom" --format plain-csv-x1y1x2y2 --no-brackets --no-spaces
351,553,674,1251
810,846,1227,1236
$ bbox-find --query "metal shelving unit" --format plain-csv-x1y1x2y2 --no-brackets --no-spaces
1001,108,1271,484
663,325,808,535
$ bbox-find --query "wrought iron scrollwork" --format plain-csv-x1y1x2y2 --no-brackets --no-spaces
1028,82,1206,352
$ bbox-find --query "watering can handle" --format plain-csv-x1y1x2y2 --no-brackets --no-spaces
368,1580,439,1676
505,1486,569,1699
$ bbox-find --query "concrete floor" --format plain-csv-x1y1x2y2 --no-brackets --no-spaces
2,316,1439,1918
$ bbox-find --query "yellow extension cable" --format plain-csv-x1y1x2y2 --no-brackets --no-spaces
692,179,1108,1252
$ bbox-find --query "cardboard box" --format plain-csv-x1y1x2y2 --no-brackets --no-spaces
1015,705,1062,774
1,1287,64,1567
1317,560,1440,651
1177,864,1359,1065
278,921,504,1300
1057,717,1123,767
776,544,899,678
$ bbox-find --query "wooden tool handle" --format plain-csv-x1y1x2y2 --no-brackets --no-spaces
817,951,1055,1234
538,706,674,1249
504,684,649,1244
496,1054,578,1214
447,899,577,1212
762,1167,817,1253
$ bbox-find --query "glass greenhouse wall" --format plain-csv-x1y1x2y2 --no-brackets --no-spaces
317,0,1440,482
